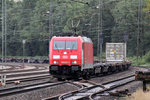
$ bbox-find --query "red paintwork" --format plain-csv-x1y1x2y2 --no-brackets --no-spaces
49,36,93,70
83,43,93,64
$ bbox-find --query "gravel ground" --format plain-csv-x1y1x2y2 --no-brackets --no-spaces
0,66,149,100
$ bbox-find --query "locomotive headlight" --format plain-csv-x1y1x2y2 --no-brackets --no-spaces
53,55,60,59
70,55,77,59
74,61,77,64
53,61,58,64
72,61,77,64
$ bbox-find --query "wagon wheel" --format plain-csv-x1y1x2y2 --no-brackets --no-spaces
83,72,90,80
108,67,112,74
57,78,65,81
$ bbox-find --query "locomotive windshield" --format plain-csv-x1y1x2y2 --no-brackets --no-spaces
53,41,78,50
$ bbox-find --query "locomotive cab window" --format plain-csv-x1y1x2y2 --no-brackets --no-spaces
53,40,78,50
66,41,77,50
53,41,65,50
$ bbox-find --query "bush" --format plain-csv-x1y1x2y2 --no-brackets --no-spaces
128,56,145,66
128,51,150,66
145,51,150,62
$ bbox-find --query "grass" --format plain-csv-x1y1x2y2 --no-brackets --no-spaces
139,63,150,67
125,89,150,100
128,55,150,67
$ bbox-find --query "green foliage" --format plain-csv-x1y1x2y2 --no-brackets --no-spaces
144,51,150,62
0,0,150,59
129,50,150,66
111,0,139,56
128,56,145,66
143,0,150,18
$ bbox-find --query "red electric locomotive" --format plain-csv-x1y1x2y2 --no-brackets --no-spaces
49,36,93,80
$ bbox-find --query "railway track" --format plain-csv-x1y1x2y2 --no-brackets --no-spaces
0,70,51,84
6,74,51,84
0,68,41,74
0,63,50,83
90,75,135,100
0,63,48,72
42,75,135,100
41,80,98,100
4,70,48,78
0,81,81,97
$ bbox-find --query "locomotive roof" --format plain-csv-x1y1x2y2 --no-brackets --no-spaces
82,37,92,43
52,36,92,43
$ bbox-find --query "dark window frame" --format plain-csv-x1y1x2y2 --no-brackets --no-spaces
53,40,78,50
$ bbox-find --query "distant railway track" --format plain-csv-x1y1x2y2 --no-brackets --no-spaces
42,75,135,100
0,63,48,71
0,69,50,84
4,70,48,78
6,74,51,84
0,68,41,74
0,58,49,64
0,64,25,71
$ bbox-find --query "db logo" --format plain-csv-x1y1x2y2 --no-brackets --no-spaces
63,55,68,59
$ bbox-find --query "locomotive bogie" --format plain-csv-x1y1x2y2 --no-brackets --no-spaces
94,67,102,74
50,65,82,78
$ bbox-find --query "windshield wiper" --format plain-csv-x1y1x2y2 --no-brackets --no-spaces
55,44,59,52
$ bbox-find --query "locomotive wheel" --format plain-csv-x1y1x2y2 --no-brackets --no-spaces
118,66,122,71
74,76,80,80
74,77,79,81
103,72,108,75
126,65,129,69
108,67,112,74
95,73,100,76
57,78,64,81
122,65,126,70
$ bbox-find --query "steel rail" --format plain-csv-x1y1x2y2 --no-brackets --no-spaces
6,74,51,84
41,80,96,100
89,75,135,100
58,80,105,100
0,81,68,97
102,74,135,85
4,70,48,78
0,69,40,74
46,75,135,100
